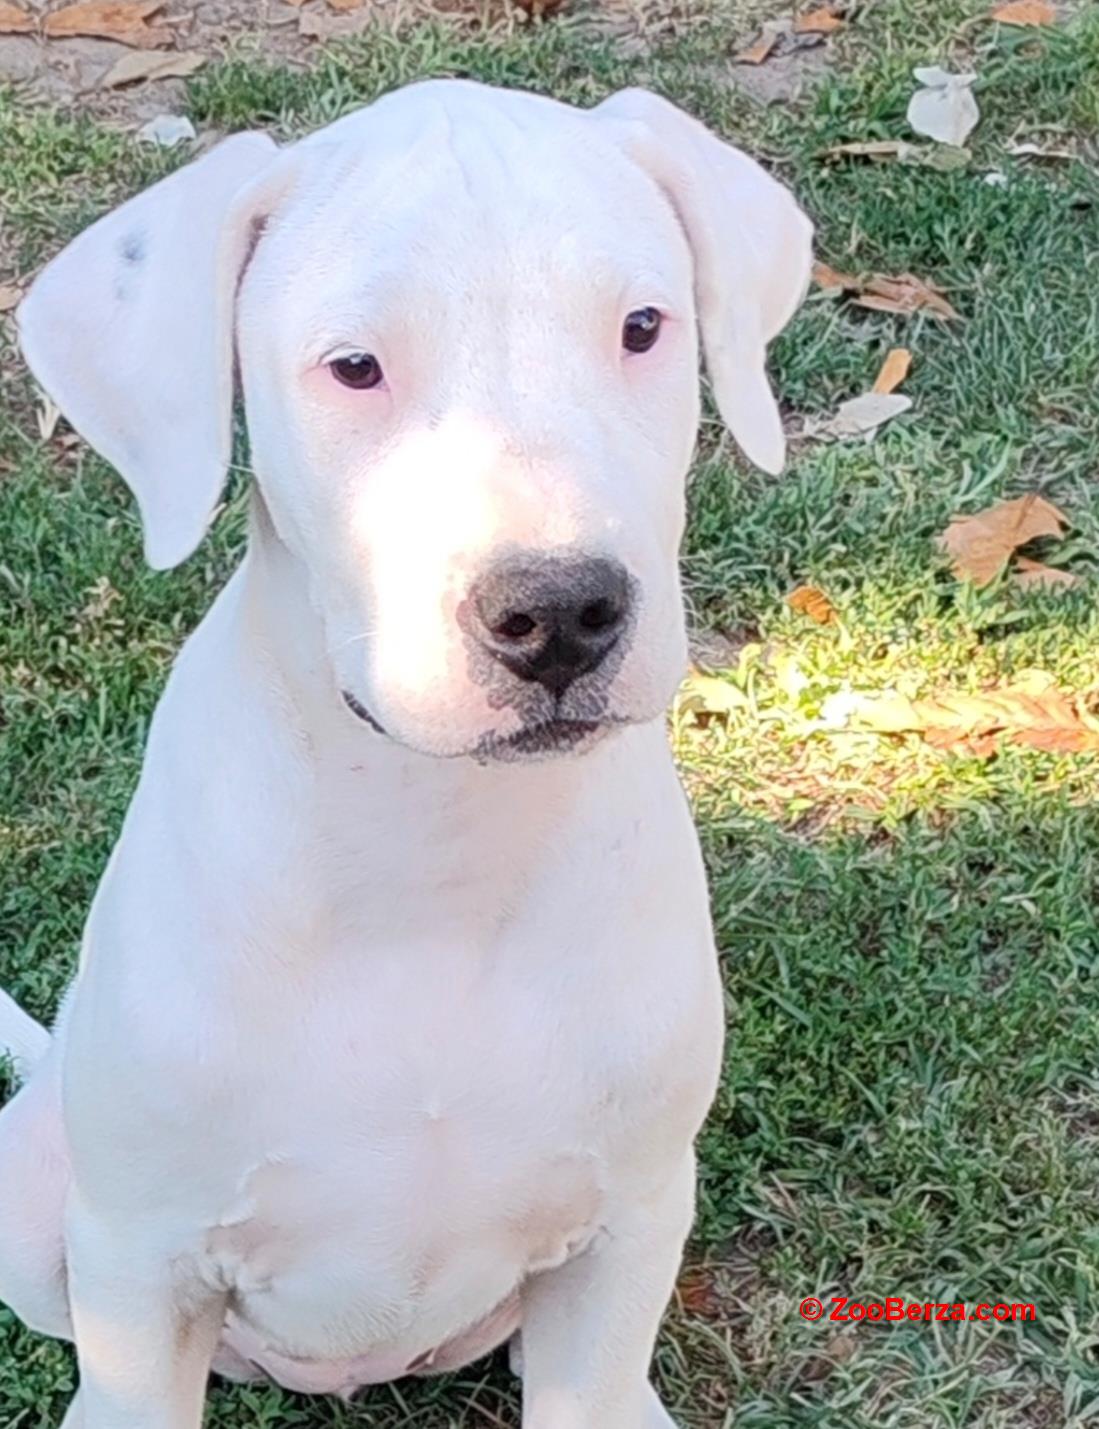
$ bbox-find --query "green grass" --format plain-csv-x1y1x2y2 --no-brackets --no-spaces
3,1,1099,1425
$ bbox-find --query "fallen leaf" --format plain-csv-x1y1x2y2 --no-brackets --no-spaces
991,0,1056,24
1012,555,1082,591
676,669,748,718
36,395,61,443
102,48,205,86
872,347,912,394
44,0,168,46
298,7,371,36
787,585,838,624
0,2,33,33
812,260,859,290
327,0,363,8
793,5,843,33
907,66,980,147
676,1265,724,1319
821,138,970,171
809,391,913,441
823,139,919,161
921,144,972,172
843,692,922,733
689,627,750,672
846,679,1099,755
136,112,197,146
856,272,961,320
813,265,959,319
0,284,22,313
734,31,778,64
939,493,1068,585
1009,140,1075,161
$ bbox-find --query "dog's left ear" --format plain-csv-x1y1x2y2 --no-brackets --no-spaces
17,133,288,570
593,89,813,475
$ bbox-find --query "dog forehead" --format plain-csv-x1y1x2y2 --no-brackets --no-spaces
270,80,682,285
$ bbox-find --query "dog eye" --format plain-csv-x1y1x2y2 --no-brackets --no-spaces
330,353,384,390
622,307,662,355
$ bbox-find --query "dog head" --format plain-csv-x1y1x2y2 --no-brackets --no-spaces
18,81,811,761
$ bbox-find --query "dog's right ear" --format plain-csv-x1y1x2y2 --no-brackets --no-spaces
18,133,287,570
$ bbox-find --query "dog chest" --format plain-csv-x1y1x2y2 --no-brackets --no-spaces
187,978,621,1364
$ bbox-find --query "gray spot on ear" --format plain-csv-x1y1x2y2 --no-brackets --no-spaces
120,232,146,266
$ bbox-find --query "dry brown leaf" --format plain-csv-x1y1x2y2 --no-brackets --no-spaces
991,0,1056,25
793,6,844,33
812,260,859,291
0,284,22,313
872,347,912,394
327,0,364,9
1009,140,1075,161
44,0,168,46
849,678,1099,755
1012,555,1082,592
676,1265,724,1319
855,273,960,320
676,669,748,719
298,6,373,35
0,2,33,33
823,139,916,160
786,585,838,624
939,493,1068,585
734,31,778,64
814,265,959,319
102,47,205,85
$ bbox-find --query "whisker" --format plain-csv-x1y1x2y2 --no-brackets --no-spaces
333,628,377,654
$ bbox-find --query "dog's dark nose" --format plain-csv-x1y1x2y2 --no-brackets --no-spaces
469,556,632,697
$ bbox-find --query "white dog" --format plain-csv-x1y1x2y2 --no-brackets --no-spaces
0,80,810,1428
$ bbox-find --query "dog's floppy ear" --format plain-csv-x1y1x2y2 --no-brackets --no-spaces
593,89,813,475
18,133,284,570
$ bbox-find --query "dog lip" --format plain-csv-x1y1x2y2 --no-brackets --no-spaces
341,690,387,735
478,717,615,760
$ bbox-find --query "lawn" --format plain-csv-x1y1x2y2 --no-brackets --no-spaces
2,1,1099,1426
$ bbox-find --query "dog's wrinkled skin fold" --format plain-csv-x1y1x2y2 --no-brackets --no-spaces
0,81,811,1428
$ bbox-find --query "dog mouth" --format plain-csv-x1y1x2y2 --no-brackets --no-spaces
342,691,616,761
476,717,609,762
342,690,387,735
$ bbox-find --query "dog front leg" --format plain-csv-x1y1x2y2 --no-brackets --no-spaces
64,1198,225,1429
518,1155,694,1429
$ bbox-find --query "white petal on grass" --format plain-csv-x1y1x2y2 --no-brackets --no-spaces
136,114,197,148
907,67,980,147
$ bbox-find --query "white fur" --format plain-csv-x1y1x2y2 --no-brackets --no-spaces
1,80,810,1427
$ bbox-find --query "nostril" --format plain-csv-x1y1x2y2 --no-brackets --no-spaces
493,612,538,642
578,598,622,634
